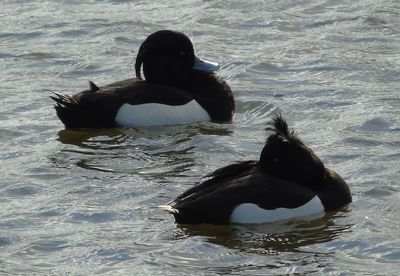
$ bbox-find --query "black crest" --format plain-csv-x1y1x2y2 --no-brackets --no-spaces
265,114,301,145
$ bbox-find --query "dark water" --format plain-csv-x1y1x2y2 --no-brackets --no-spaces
1,0,399,275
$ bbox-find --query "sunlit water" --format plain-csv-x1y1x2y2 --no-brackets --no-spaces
1,0,399,275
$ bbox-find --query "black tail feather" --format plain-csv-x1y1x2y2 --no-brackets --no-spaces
50,92,82,127
88,80,100,92
50,91,117,128
50,92,76,106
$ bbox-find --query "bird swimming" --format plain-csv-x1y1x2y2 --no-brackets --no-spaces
160,114,351,224
51,30,234,128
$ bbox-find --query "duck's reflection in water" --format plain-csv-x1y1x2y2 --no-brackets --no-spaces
176,211,352,254
53,123,233,177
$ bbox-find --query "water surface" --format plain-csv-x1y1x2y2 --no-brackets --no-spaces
1,0,399,275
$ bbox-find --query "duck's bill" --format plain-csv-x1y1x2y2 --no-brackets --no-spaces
193,56,220,73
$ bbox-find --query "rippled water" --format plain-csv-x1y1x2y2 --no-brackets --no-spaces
1,0,399,274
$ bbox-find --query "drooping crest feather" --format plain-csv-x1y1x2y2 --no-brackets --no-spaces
135,47,145,80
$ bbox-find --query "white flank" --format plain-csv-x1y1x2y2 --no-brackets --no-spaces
115,100,210,127
230,196,324,224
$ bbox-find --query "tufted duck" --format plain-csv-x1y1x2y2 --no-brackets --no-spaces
160,115,351,224
51,30,234,128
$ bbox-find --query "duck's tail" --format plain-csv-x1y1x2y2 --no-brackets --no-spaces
50,81,118,128
50,92,84,128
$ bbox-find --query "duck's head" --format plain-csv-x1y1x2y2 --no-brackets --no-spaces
259,115,326,189
135,30,220,88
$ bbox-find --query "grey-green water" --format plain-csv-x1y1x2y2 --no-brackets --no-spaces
1,0,399,275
